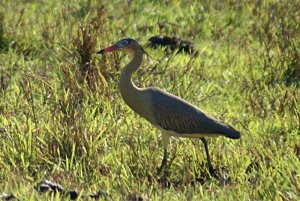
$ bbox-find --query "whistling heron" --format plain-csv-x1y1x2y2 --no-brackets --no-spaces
98,38,240,176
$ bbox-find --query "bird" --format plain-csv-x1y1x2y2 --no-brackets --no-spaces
97,38,241,176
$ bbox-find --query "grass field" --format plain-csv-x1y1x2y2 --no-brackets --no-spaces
0,0,299,200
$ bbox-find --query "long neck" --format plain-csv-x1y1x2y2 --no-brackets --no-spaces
119,48,144,105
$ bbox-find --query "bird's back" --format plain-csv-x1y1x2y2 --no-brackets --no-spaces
147,87,240,139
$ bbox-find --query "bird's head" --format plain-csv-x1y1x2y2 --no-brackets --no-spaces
97,38,141,55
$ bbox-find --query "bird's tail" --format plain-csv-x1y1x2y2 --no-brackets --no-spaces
222,124,241,139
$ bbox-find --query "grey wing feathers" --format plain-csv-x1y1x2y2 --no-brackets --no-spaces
149,88,240,139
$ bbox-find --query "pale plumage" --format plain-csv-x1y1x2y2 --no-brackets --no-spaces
98,38,241,176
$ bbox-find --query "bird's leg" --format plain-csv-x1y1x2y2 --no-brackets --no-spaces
157,134,170,174
200,138,217,177
157,148,167,174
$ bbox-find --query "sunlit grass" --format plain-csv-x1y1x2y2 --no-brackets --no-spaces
0,0,299,200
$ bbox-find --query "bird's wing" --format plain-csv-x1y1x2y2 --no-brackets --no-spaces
148,88,229,135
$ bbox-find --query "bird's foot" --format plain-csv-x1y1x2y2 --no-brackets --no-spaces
208,167,218,179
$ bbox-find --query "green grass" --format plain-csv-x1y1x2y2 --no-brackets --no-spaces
0,0,299,200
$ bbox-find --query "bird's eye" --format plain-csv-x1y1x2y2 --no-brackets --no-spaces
122,40,128,46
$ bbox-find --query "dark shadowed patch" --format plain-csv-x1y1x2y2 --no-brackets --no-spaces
0,193,16,201
245,161,260,174
33,179,108,200
148,35,198,55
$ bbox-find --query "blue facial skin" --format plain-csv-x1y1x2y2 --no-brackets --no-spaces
116,39,129,49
